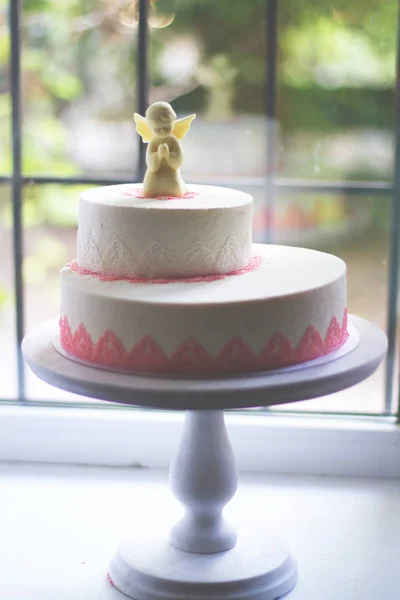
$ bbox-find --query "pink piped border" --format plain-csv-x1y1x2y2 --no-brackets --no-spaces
124,187,199,201
59,309,349,376
67,255,263,285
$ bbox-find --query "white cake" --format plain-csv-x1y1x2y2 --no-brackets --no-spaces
77,184,252,279
59,184,348,376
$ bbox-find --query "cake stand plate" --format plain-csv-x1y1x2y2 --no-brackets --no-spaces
22,315,387,600
23,316,383,411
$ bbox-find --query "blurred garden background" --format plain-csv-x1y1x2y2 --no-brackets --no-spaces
0,0,397,412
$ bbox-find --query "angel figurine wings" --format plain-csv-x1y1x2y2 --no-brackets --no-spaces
134,102,196,198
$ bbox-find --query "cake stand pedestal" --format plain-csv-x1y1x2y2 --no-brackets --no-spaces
22,316,387,600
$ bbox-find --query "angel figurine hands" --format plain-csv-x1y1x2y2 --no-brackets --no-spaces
134,102,195,198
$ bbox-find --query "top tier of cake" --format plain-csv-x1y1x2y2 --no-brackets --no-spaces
77,183,253,279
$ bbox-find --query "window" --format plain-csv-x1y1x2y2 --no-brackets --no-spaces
1,1,399,475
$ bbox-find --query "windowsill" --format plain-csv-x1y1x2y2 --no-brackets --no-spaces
1,462,399,599
1,404,400,477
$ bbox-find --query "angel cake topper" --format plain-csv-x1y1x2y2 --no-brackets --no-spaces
134,102,196,198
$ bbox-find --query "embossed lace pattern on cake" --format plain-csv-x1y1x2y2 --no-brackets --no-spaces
136,243,174,279
78,232,251,279
59,309,349,376
178,242,216,276
102,238,133,276
78,227,135,276
216,237,244,274
79,234,103,273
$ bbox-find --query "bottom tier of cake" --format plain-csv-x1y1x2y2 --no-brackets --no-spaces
59,244,348,376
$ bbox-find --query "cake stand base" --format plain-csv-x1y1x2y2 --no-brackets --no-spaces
109,527,297,600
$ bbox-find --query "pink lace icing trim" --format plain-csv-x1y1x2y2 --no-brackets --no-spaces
67,255,263,284
124,187,199,201
59,310,349,376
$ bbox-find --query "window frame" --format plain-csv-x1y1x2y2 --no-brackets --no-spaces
2,0,400,473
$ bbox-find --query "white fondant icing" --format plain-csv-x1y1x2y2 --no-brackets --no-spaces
60,244,346,357
77,184,253,279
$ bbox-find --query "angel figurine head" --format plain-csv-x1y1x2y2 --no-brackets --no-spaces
134,101,195,198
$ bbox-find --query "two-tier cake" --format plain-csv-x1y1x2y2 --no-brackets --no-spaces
59,102,348,376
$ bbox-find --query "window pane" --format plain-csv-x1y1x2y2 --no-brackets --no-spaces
23,183,101,402
149,0,267,182
0,1,14,400
278,1,396,181
258,191,390,414
0,0,11,176
22,1,139,179
0,184,17,400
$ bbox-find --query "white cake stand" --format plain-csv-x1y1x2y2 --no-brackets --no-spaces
22,315,387,600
